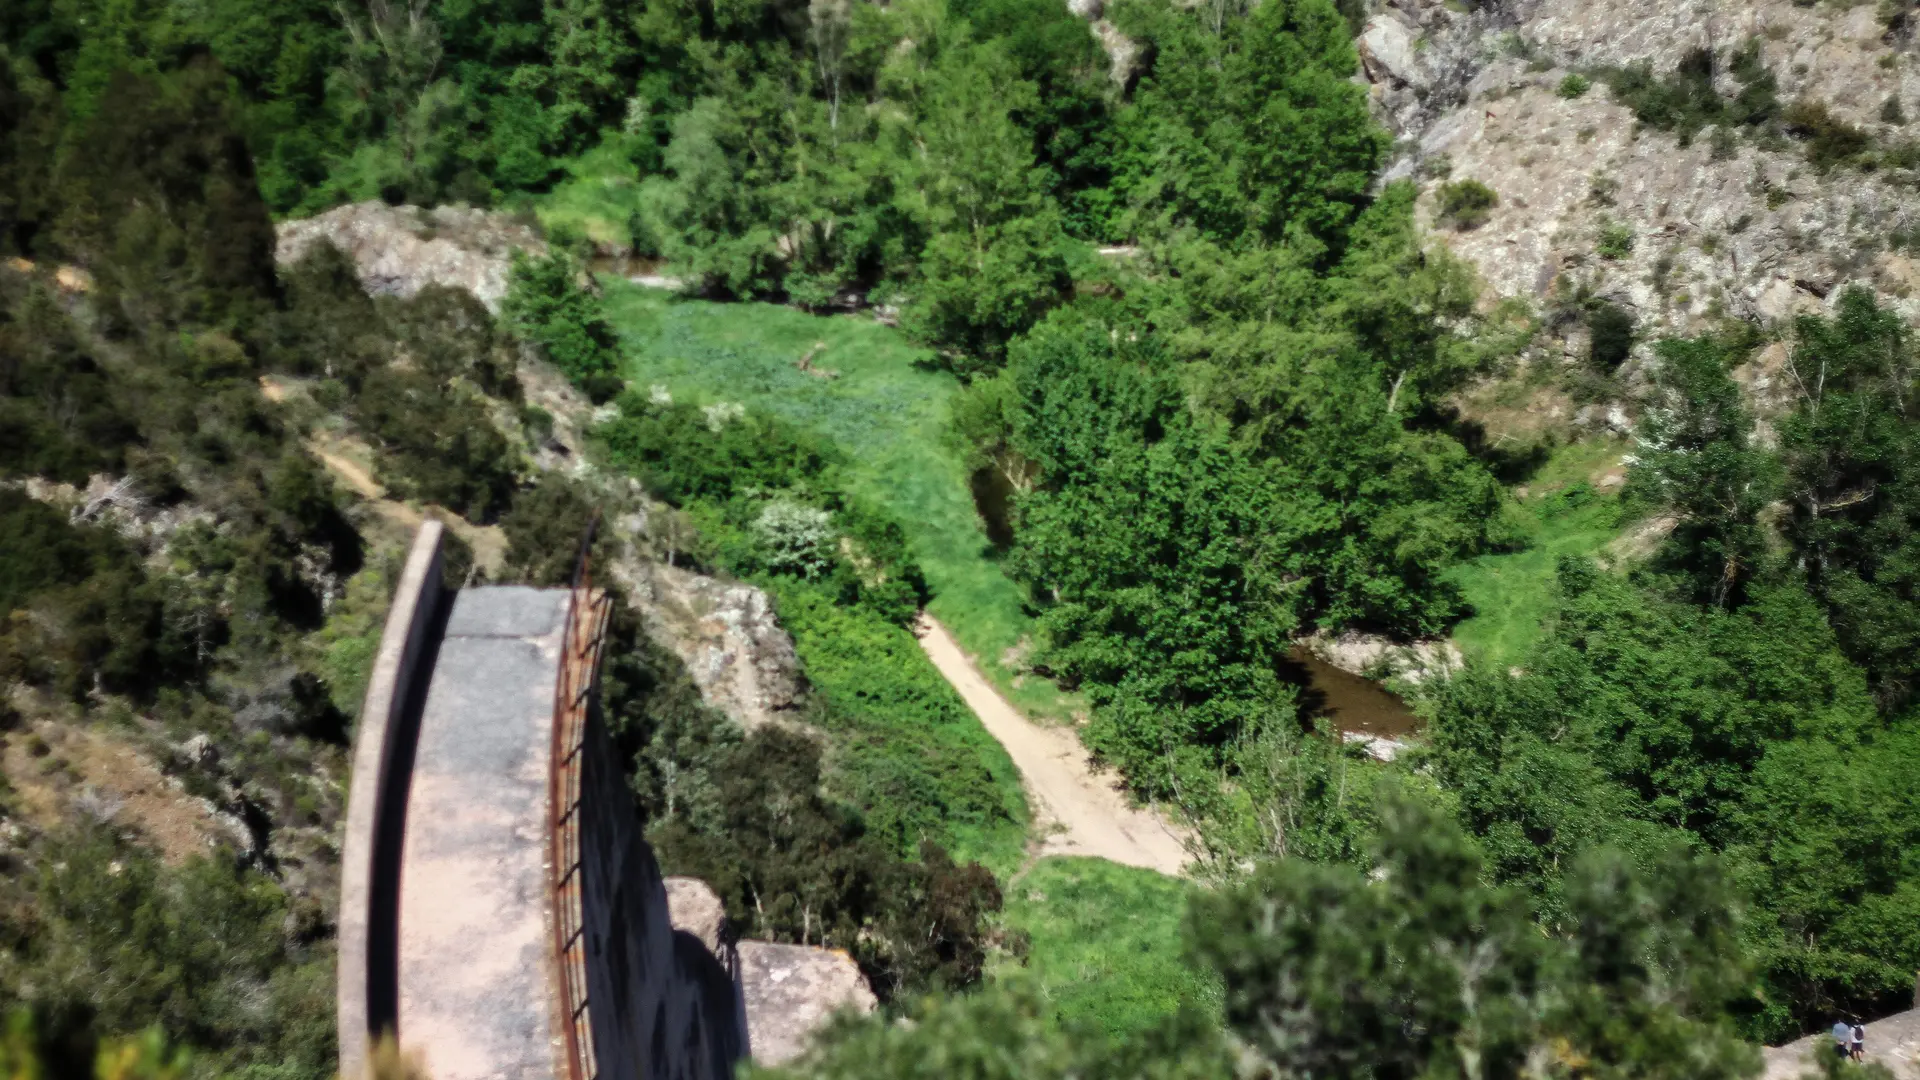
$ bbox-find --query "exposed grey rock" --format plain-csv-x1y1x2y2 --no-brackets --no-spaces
1359,13,1423,90
181,734,218,767
1298,629,1462,685
8,474,214,552
617,562,804,730
1342,731,1407,762
736,940,877,1067
1091,19,1140,86
275,202,546,312
1344,0,1920,371
664,876,729,957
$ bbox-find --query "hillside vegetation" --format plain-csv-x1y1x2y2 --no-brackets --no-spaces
5,0,1920,1072
599,282,1070,718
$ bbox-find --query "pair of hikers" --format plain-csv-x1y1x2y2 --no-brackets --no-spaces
1830,1019,1866,1062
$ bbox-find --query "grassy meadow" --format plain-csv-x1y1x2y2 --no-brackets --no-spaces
996,858,1218,1038
599,279,1074,720
1445,438,1635,668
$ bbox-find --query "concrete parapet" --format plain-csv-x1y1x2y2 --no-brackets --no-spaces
399,586,572,1080
338,521,446,1080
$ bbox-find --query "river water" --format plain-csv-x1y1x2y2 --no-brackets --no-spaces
1281,646,1423,740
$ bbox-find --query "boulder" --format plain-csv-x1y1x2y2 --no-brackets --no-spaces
1359,13,1422,89
736,941,877,1067
664,876,729,956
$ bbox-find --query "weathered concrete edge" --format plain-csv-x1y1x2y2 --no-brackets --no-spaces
338,521,446,1080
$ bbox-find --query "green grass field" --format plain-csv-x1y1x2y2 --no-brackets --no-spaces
1446,438,1634,668
994,858,1219,1038
600,279,1074,720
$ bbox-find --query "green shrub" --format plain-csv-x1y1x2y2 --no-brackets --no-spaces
752,500,837,578
1783,99,1873,170
1587,301,1635,369
1600,43,1779,142
1,827,335,1077
502,250,622,395
1596,221,1635,259
1435,179,1499,230
353,368,517,522
1882,96,1907,125
769,583,1026,861
1709,125,1738,161
598,397,841,505
1556,73,1591,99
599,592,1007,999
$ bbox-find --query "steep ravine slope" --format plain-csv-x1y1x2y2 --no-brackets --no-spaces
1356,0,1920,355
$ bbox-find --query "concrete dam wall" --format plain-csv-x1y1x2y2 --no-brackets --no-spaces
335,522,747,1080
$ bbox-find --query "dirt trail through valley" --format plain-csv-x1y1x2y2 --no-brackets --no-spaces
915,616,1191,877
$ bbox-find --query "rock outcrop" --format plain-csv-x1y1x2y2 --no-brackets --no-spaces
663,876,880,1067
1350,0,1920,357
618,561,804,730
1761,1005,1920,1079
1298,629,1463,684
664,876,730,956
734,942,878,1067
275,202,545,312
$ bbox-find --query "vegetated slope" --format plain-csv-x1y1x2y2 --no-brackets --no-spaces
1445,438,1636,667
601,281,1066,719
993,857,1218,1040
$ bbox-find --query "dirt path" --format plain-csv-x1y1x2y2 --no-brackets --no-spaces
915,616,1192,877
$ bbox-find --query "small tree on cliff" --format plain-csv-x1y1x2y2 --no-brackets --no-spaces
502,250,623,401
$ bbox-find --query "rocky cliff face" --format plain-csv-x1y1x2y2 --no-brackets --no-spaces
1356,0,1920,367
615,562,805,731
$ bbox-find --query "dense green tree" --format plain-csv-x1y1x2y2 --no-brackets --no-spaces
354,365,517,520
1110,0,1387,249
0,827,334,1079
768,797,1761,1080
0,281,138,482
1002,313,1299,793
1423,560,1920,1036
1628,333,1780,607
0,53,60,253
948,0,1119,239
54,61,281,334
885,37,1068,367
1776,288,1920,708
1192,796,1758,1080
502,248,622,398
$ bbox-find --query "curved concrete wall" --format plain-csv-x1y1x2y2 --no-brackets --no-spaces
338,522,446,1080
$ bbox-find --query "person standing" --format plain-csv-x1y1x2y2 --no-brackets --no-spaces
1851,1020,1865,1062
1833,1019,1853,1061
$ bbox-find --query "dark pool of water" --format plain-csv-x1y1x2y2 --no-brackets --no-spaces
1281,646,1423,739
